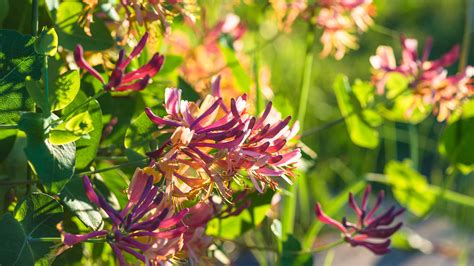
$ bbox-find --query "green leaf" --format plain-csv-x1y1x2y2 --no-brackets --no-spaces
50,111,94,145
0,193,63,265
281,235,312,266
379,73,430,124
18,112,76,193
219,43,251,92
59,178,103,230
384,160,436,217
352,79,375,108
25,76,48,111
178,76,200,101
55,2,113,51
35,27,59,56
206,190,273,239
159,55,183,75
333,75,379,149
124,111,159,160
0,213,34,265
0,128,17,162
0,29,41,124
64,91,103,170
439,100,474,171
50,70,80,111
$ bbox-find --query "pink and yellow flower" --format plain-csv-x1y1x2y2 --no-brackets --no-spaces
144,78,300,200
317,0,375,60
370,36,474,121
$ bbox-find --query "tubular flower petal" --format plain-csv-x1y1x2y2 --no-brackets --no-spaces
59,170,188,265
145,79,301,200
315,185,404,255
370,37,474,121
74,34,164,92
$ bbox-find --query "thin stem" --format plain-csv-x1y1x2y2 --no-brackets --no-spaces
301,117,345,137
302,88,410,137
296,24,317,130
0,179,37,186
0,124,18,130
459,0,474,71
253,33,263,114
370,23,400,39
408,124,419,170
43,56,50,116
307,239,345,254
29,237,106,243
31,0,39,36
26,164,32,194
75,159,148,177
95,156,129,162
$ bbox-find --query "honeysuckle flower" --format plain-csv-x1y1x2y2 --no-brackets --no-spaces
269,0,308,32
370,37,474,121
144,80,300,200
74,33,164,92
118,0,198,36
314,185,404,255
317,0,375,60
58,170,188,265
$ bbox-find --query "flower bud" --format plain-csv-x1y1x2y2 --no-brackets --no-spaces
34,27,58,56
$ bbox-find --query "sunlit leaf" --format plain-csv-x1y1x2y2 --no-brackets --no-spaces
59,177,103,230
0,193,63,265
0,30,41,124
385,160,435,217
219,43,251,93
50,70,80,111
333,74,379,148
378,73,430,124
55,2,113,51
64,91,103,170
439,100,474,172
18,112,76,193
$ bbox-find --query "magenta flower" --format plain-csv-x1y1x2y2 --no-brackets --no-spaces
144,77,300,199
314,185,404,255
74,33,164,92
58,169,188,265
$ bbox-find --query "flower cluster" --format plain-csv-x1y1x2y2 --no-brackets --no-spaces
317,0,376,60
58,168,254,264
270,0,308,32
58,170,188,264
370,36,474,121
119,0,199,36
144,77,300,200
315,185,404,255
74,33,164,92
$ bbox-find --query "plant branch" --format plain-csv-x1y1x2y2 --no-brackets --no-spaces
0,124,18,130
31,0,39,36
75,159,148,177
